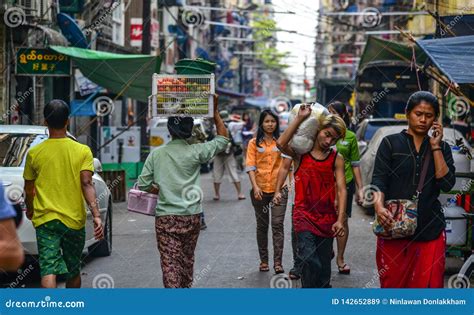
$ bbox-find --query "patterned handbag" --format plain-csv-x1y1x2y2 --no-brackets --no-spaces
373,150,431,239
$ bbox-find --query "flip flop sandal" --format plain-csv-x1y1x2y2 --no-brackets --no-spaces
274,265,284,274
289,272,300,280
259,262,270,272
338,263,351,275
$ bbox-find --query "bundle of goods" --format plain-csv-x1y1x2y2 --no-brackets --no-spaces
287,103,329,154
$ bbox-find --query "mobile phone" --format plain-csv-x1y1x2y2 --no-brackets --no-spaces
431,124,439,137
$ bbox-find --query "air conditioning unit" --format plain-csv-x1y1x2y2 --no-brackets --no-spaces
17,0,52,21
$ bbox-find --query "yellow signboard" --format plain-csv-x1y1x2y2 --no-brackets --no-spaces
394,113,406,120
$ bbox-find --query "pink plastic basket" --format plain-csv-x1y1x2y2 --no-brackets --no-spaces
127,184,158,216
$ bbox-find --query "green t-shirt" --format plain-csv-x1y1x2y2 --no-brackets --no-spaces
138,136,229,216
335,130,360,183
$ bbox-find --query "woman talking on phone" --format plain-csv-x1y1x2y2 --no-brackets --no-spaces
371,91,455,288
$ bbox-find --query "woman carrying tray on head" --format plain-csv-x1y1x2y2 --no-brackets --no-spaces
138,95,230,288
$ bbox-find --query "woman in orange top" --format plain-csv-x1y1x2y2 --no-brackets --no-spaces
246,110,291,274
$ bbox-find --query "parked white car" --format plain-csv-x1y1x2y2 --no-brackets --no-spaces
0,125,112,257
356,118,408,156
359,125,471,213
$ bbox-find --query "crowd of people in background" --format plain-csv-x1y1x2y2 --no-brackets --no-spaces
0,91,460,289
204,91,455,289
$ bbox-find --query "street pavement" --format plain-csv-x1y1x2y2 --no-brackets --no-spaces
7,171,465,288
77,171,464,288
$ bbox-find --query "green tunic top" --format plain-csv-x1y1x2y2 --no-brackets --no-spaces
138,135,229,216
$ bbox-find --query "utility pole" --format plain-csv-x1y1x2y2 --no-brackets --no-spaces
303,56,307,103
138,0,151,160
210,0,219,60
239,25,244,93
142,0,152,55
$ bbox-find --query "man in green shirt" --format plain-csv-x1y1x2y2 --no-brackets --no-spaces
328,102,364,275
138,96,229,288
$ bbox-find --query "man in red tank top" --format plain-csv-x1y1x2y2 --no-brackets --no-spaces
276,105,347,288
293,150,339,238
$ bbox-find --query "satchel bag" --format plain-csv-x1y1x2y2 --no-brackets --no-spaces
127,183,158,216
373,149,431,239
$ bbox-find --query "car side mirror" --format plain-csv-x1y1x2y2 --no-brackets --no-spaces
93,158,103,173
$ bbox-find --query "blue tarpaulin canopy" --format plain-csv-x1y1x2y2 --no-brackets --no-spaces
244,97,270,108
416,35,474,85
216,87,249,98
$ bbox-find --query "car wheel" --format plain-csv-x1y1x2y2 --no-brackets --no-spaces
88,201,112,257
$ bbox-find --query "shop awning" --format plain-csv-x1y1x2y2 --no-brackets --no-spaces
50,46,161,102
358,36,427,71
416,35,474,85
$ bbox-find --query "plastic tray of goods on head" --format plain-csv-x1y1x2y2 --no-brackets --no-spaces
149,73,215,117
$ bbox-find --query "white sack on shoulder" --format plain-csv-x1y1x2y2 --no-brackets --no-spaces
288,103,328,155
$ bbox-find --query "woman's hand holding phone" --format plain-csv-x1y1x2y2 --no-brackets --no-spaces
430,121,443,149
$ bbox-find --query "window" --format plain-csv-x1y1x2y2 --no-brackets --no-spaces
112,1,125,46
0,134,47,167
